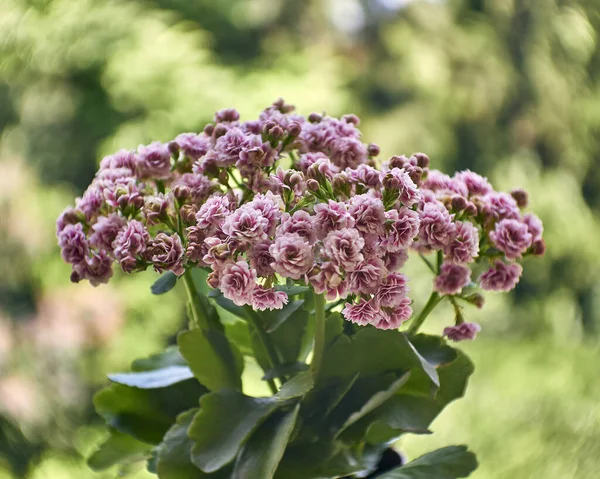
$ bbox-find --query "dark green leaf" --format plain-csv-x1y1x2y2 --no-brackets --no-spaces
264,300,305,332
276,284,310,296
131,347,187,372
232,405,300,479
269,307,309,364
324,312,344,346
151,271,178,295
108,366,194,389
178,329,244,392
277,371,314,401
409,334,457,367
188,390,279,473
262,362,309,381
191,268,211,296
210,289,247,319
225,321,253,356
378,446,478,479
88,429,150,472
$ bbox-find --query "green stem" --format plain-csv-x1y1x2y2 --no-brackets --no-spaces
245,308,281,394
310,293,327,381
182,270,208,330
407,292,442,336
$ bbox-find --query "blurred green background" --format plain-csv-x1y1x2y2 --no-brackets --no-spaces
0,0,599,478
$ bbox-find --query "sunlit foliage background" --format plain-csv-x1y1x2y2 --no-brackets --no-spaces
1,1,599,478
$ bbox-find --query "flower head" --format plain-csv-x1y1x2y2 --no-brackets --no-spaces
434,263,471,295
444,322,481,341
479,261,523,292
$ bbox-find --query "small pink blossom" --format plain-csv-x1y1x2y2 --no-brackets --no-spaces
348,194,386,237
322,228,365,271
382,168,420,207
251,286,288,311
309,262,347,300
382,249,409,271
454,170,492,196
382,207,420,252
73,250,114,286
222,205,270,243
483,192,520,221
137,141,171,179
418,202,456,250
113,220,149,273
277,210,316,244
376,272,409,307
196,195,231,230
220,261,256,306
269,233,314,280
347,258,386,295
342,299,380,326
58,223,89,265
479,260,523,292
148,233,185,276
444,322,481,341
373,298,413,330
248,242,276,277
89,214,126,252
434,263,471,295
313,200,355,239
490,219,533,260
522,213,543,241
444,221,479,264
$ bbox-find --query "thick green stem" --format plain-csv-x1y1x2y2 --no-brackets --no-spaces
407,292,442,336
245,308,281,394
310,293,327,381
182,270,208,330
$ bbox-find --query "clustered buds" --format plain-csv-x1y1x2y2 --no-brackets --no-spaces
57,99,545,340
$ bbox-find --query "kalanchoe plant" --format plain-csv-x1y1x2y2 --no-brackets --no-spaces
57,99,545,478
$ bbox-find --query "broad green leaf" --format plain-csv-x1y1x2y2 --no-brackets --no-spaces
210,289,247,319
409,334,457,367
94,377,206,444
188,390,279,473
151,271,178,295
232,405,300,479
277,371,314,401
88,429,150,472
191,268,211,296
269,307,309,364
324,312,344,346
157,409,232,479
276,284,310,296
178,329,244,391
225,320,253,356
378,446,478,479
108,366,194,389
262,362,309,381
131,347,187,372
264,300,305,332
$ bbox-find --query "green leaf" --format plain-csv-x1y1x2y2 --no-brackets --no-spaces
264,300,305,332
276,284,310,296
269,307,309,365
88,429,150,472
277,371,314,401
378,446,478,479
210,289,247,319
178,329,244,392
191,268,211,296
188,390,279,473
131,347,187,372
108,366,194,389
409,334,457,367
232,405,300,479
262,361,309,381
151,271,178,295
93,377,206,445
225,321,253,356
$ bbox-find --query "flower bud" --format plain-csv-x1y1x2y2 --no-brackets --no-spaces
213,124,228,139
342,114,360,125
268,125,285,141
218,169,229,186
308,112,322,123
207,271,220,289
389,155,409,169
307,179,320,192
180,204,198,224
367,143,380,157
289,172,304,186
464,202,478,216
168,140,180,155
412,152,430,169
286,121,302,138
132,196,144,210
465,293,485,309
173,184,191,201
406,165,423,184
262,120,277,135
214,108,240,123
511,188,529,208
451,195,468,212
531,238,546,256
203,123,215,136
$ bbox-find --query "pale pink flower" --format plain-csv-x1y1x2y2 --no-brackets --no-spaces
347,258,386,295
434,263,471,295
376,272,409,307
309,262,347,300
444,221,479,264
342,299,380,326
444,322,481,341
313,200,355,239
322,228,365,271
479,261,523,292
348,194,386,237
269,233,313,280
382,208,420,252
220,261,256,306
373,298,413,330
418,202,456,249
489,219,533,260
251,286,288,311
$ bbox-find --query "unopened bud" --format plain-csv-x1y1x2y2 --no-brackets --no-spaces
289,172,304,186
511,188,529,208
286,121,302,138
451,195,468,212
213,124,228,139
464,202,478,216
268,125,285,141
367,143,381,157
180,204,198,224
262,120,277,135
406,165,423,184
218,170,229,186
308,112,322,123
531,238,546,256
307,179,320,192
214,108,240,123
173,185,191,201
203,124,215,136
467,293,485,309
207,272,220,289
168,140,180,155
389,155,409,169
342,113,360,125
412,152,430,169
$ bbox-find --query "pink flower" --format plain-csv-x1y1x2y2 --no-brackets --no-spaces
489,219,533,260
144,194,170,225
237,135,277,173
202,237,233,269
522,213,543,241
196,195,231,230
330,137,368,169
219,261,256,306
99,149,138,171
222,205,270,243
148,233,185,276
444,322,481,341
309,262,347,300
347,258,386,295
89,214,126,252
113,220,149,273
248,242,276,278
483,192,520,220
173,173,214,205
423,170,468,197
269,233,314,280
418,202,456,249
73,250,114,286
444,221,479,264
434,263,471,295
376,272,409,307
277,210,316,244
342,299,380,326
313,200,355,239
215,127,248,166
348,164,382,188
479,260,523,292
58,223,89,265
323,228,365,271
251,286,288,311
137,141,171,179
170,133,210,160
382,249,409,271
76,187,104,220
454,170,492,196
382,207,420,252
247,192,284,236
373,298,413,330
382,168,420,207
348,194,386,237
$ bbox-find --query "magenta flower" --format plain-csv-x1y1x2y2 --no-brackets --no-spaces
137,141,172,179
382,207,420,252
483,192,520,221
73,250,114,287
382,249,409,271
373,298,413,330
382,168,420,207
277,211,317,245
170,133,210,160
196,195,231,230
251,286,288,311
222,205,270,243
113,220,149,273
348,194,386,237
454,170,492,196
89,214,126,252
309,262,347,300
148,233,185,276
342,299,380,326
522,213,543,241
347,258,386,295
220,261,256,306
313,200,355,239
489,219,533,260
269,233,314,280
376,272,409,307
444,322,481,342
418,202,456,250
479,260,523,292
444,221,479,264
58,223,89,265
323,228,365,271
248,242,276,278
434,263,471,295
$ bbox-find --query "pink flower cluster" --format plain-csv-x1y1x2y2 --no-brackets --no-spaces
57,99,545,337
